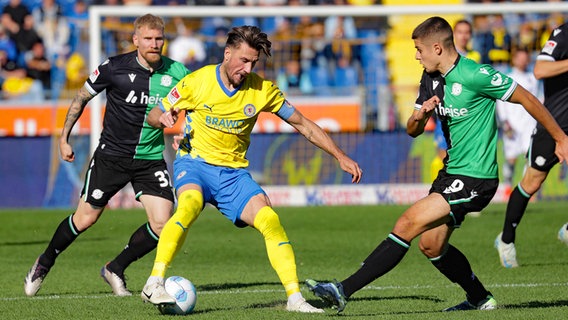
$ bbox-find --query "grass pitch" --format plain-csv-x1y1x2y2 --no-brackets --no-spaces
1,201,568,319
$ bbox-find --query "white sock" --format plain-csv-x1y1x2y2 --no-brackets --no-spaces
287,292,303,305
145,276,164,286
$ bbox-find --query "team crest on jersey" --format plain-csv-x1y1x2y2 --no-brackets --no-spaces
161,75,172,87
243,104,256,117
451,83,462,96
167,87,181,105
89,68,100,83
542,40,557,55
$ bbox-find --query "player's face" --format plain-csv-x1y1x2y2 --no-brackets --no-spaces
414,38,439,73
223,43,260,87
133,26,165,68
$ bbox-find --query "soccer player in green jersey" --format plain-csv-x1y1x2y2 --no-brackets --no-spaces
307,16,568,313
24,14,190,297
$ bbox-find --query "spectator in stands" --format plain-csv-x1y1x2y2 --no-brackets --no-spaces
276,59,313,95
12,14,42,61
32,0,71,61
454,19,481,63
167,18,207,71
204,25,229,65
0,25,18,62
25,40,52,99
1,0,31,37
0,47,43,102
487,14,512,72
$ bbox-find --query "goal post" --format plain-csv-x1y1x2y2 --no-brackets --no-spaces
88,2,568,155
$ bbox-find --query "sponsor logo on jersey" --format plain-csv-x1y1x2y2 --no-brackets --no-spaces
129,73,136,83
167,87,181,105
243,104,256,117
491,73,503,86
205,116,244,134
161,75,172,87
125,90,163,104
542,40,557,55
451,83,462,96
89,68,100,83
436,104,468,118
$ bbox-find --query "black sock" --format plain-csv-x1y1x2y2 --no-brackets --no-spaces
107,223,158,276
501,186,531,244
39,214,82,269
431,245,490,304
341,234,409,298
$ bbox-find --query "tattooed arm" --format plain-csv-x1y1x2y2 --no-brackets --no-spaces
59,86,95,162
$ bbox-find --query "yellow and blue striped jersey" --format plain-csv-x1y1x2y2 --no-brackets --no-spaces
160,64,293,168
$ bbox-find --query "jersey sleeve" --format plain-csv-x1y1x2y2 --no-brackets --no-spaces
538,24,568,62
160,74,193,112
470,65,518,101
262,80,287,114
84,59,112,96
415,71,430,110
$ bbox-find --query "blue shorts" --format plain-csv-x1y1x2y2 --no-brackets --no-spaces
173,157,265,227
434,118,447,150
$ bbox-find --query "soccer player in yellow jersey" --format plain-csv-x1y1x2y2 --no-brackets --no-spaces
140,25,363,313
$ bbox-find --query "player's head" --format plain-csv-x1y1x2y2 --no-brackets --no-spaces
412,16,456,73
133,14,165,68
222,25,271,86
453,19,473,52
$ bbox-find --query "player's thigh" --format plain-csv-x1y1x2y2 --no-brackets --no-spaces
215,168,266,227
392,193,452,241
528,127,559,172
131,159,175,204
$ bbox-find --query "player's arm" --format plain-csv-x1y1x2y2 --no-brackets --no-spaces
509,85,568,163
59,86,94,162
533,59,568,80
407,96,439,137
284,109,362,183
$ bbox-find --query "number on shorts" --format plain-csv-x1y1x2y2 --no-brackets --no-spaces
155,170,172,188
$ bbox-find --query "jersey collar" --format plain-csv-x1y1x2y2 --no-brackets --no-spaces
442,55,460,78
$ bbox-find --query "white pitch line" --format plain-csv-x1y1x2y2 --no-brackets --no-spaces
3,282,567,302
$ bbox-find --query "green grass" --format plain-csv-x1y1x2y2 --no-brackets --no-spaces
1,202,568,319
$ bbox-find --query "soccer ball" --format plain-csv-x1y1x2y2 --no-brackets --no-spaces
158,276,197,315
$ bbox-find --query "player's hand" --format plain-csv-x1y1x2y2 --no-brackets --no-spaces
416,96,439,121
172,133,184,151
59,141,75,162
339,156,363,184
555,134,568,164
159,107,180,128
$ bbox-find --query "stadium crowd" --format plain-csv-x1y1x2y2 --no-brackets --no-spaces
0,0,566,123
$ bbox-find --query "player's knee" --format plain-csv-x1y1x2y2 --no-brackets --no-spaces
254,207,286,239
174,190,203,225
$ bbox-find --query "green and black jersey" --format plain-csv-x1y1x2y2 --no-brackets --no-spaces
417,56,517,179
85,51,190,160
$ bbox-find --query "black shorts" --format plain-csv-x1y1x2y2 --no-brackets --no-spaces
80,152,175,207
429,170,498,227
528,126,560,172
